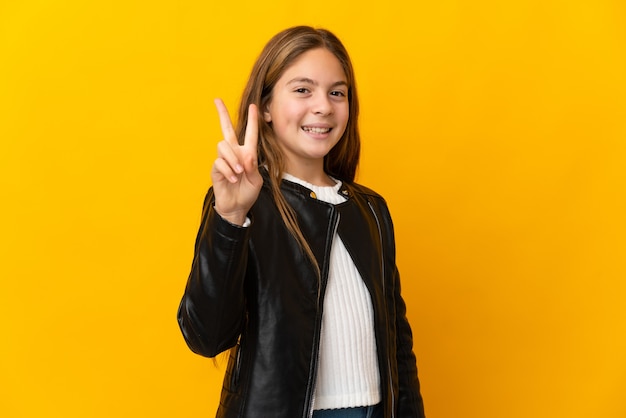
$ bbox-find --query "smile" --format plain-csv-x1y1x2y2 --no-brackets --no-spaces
302,126,331,134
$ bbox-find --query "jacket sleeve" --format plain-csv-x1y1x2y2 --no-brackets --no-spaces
393,265,426,417
377,197,426,417
177,188,250,358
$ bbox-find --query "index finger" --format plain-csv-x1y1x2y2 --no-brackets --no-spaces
243,103,259,153
214,98,237,145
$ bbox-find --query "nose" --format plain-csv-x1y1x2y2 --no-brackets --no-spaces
312,93,333,116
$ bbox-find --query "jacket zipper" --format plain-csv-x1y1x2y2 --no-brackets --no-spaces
305,209,340,418
367,199,396,418
231,341,242,388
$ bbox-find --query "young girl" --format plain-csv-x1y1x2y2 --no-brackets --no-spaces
178,26,426,418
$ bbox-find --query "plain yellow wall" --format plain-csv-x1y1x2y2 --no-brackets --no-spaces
1,0,625,417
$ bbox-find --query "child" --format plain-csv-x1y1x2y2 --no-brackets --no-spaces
178,25,426,418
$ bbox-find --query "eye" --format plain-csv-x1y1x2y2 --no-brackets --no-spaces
294,88,310,94
330,90,347,98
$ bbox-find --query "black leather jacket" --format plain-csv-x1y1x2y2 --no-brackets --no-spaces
178,175,426,418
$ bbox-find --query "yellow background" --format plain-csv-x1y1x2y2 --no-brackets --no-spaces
1,0,625,417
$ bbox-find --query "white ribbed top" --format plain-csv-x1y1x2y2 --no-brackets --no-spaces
283,173,381,411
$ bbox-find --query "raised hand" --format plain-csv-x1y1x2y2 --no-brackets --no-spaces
211,98,263,226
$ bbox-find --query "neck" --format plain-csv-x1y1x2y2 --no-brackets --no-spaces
284,161,334,187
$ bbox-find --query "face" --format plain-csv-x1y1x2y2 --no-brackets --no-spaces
263,48,349,175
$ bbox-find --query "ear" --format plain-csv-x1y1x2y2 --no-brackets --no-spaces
263,108,272,122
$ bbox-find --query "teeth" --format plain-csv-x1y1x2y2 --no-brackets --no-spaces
303,127,330,134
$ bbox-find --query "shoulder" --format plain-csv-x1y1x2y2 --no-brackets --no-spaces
345,181,387,205
344,182,391,220
344,181,395,221
345,181,398,245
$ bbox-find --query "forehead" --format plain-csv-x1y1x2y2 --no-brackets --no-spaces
279,48,347,83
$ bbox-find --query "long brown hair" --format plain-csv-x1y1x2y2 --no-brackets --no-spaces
235,26,361,271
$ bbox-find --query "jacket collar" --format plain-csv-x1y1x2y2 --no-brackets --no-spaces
260,167,352,201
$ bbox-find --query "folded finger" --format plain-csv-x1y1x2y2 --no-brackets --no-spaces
217,140,244,174
212,157,240,184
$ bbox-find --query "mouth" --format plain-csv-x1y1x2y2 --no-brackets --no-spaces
302,126,332,134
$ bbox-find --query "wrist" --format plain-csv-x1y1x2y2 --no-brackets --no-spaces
214,206,248,226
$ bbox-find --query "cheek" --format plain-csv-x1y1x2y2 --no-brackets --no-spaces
274,103,301,124
340,106,350,127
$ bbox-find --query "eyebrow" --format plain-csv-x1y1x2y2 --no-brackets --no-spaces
286,77,348,88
